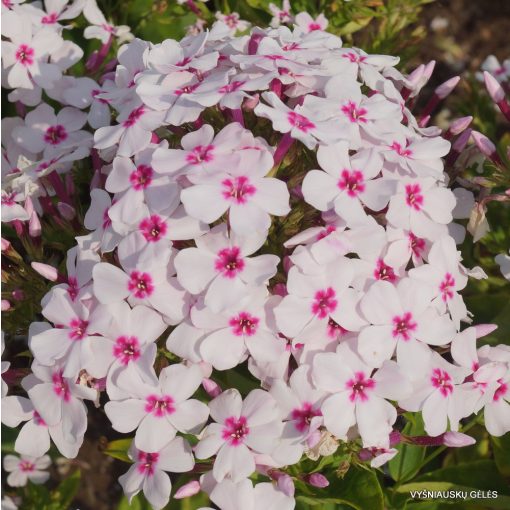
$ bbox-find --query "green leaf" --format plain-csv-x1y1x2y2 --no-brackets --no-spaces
491,433,510,477
53,469,81,508
389,413,427,482
296,465,384,510
103,438,132,463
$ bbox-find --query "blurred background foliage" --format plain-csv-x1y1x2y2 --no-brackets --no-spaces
2,0,510,509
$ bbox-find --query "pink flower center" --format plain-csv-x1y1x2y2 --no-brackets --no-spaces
33,411,46,427
317,225,336,240
222,175,257,204
374,259,397,282
137,451,159,476
15,44,34,66
409,232,425,257
223,13,239,28
392,312,417,341
327,318,346,339
439,273,455,302
41,12,58,24
493,379,508,402
219,81,246,93
175,83,200,96
291,402,321,432
338,169,365,197
128,271,154,298
311,287,337,319
308,23,321,31
346,372,375,402
44,125,68,145
91,89,110,104
129,164,153,190
68,318,89,341
229,311,259,336
113,335,141,365
405,184,424,211
341,101,368,123
222,416,249,446
288,111,315,132
139,215,167,242
186,144,215,165
344,53,367,64
215,247,245,278
123,105,145,127
19,460,35,473
145,394,175,417
431,368,453,397
1,192,16,206
390,141,413,157
264,54,285,61
52,372,71,402
67,277,79,302
176,56,192,67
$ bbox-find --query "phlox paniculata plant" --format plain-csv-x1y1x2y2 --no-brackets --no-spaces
1,0,510,509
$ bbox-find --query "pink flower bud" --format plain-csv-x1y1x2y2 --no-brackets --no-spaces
276,474,295,497
1,300,11,311
449,116,473,136
474,323,498,338
452,128,472,153
243,93,260,111
306,429,322,448
11,289,24,301
423,60,436,81
174,480,201,499
150,133,160,144
28,212,41,238
435,76,460,99
442,431,476,447
31,262,58,282
202,378,222,397
389,430,402,446
24,196,35,216
484,71,505,103
305,473,329,488
57,203,76,221
1,238,11,251
471,131,497,158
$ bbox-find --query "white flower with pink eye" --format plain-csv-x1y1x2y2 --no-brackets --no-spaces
312,342,411,447
119,437,194,510
1,189,30,223
92,240,190,325
3,453,50,487
83,0,132,44
358,278,456,368
274,256,365,340
12,103,92,160
294,12,328,33
105,363,209,452
215,12,250,35
83,189,123,253
1,394,81,458
269,0,292,28
381,134,451,179
384,227,429,270
29,287,99,378
94,101,165,157
385,177,456,241
1,10,63,90
195,388,283,482
409,235,469,328
174,224,279,313
82,301,167,393
21,0,86,30
399,350,468,437
302,141,395,227
254,91,343,149
189,288,285,370
270,365,325,446
495,250,510,281
26,360,96,445
181,148,290,235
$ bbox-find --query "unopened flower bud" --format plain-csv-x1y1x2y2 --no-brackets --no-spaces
11,289,24,301
1,300,11,311
304,473,329,488
276,473,295,497
57,203,76,221
174,480,201,499
202,378,222,397
448,116,473,137
435,76,460,99
1,238,11,251
472,131,497,158
28,212,41,238
31,262,58,282
484,71,505,103
442,431,476,447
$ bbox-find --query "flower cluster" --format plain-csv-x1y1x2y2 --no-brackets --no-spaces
2,1,510,509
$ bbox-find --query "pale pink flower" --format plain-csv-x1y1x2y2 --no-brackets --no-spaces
294,12,328,33
3,454,50,487
83,0,132,43
269,1,292,28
